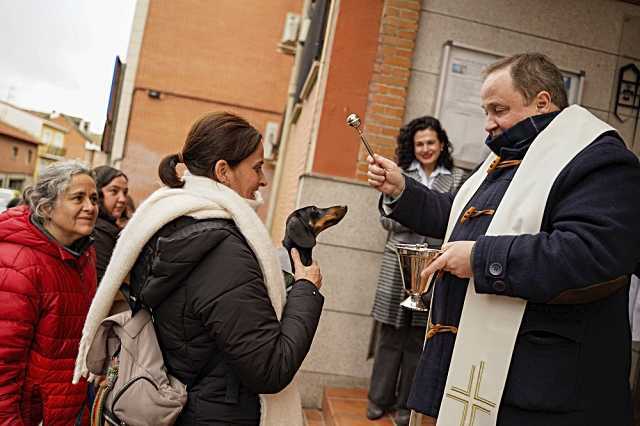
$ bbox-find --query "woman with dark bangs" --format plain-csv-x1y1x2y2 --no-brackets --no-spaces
92,165,129,284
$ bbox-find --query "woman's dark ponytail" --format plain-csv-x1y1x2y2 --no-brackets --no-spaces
158,112,262,188
160,112,261,187
158,153,185,188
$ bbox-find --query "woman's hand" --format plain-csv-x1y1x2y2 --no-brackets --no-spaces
291,248,323,289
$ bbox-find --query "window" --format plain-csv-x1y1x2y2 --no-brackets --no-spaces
8,179,24,191
27,149,33,164
53,132,64,148
11,146,18,160
42,129,52,144
39,160,51,176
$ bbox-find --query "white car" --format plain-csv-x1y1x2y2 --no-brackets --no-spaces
0,188,20,212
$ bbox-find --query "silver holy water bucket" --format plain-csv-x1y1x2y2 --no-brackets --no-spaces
395,243,443,311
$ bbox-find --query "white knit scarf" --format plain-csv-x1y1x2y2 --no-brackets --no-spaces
73,173,303,426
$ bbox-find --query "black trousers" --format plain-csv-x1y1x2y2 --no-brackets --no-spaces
368,322,426,410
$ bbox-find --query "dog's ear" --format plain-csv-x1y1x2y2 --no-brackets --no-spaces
286,216,316,248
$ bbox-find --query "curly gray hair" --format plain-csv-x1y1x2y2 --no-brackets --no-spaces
24,161,95,222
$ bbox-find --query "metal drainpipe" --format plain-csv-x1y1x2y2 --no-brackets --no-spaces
266,0,312,233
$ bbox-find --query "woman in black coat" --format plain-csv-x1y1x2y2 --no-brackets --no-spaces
121,112,324,425
92,165,129,283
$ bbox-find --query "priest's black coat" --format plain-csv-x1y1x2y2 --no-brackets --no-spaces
384,113,640,426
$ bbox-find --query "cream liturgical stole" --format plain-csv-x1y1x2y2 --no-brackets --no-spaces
433,105,614,426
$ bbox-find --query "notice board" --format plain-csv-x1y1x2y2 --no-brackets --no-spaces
435,41,585,169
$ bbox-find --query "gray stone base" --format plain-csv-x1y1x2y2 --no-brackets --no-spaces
294,174,387,408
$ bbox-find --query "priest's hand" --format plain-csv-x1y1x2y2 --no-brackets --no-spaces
367,154,406,199
421,241,475,279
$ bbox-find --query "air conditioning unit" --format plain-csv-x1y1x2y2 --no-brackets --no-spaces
278,12,301,55
263,121,279,160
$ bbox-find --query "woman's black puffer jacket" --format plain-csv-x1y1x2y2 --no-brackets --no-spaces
93,212,120,283
129,216,324,425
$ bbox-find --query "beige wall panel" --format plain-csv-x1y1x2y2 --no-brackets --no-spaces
296,370,369,408
586,107,640,157
290,178,385,404
298,175,387,251
412,12,616,111
611,58,640,113
620,15,640,59
423,0,639,54
587,107,610,122
313,243,383,315
613,112,640,151
301,309,374,378
405,70,439,122
608,57,640,151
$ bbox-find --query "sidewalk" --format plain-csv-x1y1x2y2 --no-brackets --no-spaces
304,387,434,426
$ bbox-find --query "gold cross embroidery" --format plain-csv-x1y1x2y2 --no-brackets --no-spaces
444,361,496,426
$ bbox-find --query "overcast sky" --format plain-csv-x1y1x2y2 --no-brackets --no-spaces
0,1,136,133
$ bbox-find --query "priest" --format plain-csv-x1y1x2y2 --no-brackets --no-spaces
367,53,640,426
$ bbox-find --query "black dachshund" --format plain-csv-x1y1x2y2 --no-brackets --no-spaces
282,205,348,270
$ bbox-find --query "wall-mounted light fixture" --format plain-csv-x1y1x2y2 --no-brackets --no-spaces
148,89,161,99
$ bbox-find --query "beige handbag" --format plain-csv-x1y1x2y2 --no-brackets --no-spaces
86,309,187,426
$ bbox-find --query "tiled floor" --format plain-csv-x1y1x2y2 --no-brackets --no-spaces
305,387,435,426
318,387,394,426
304,408,327,426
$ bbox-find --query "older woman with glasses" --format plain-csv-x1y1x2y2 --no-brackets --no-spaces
0,161,98,425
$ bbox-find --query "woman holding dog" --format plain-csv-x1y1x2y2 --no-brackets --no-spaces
368,116,465,426
74,112,323,425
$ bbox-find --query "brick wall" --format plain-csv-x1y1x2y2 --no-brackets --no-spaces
122,91,279,219
355,0,421,180
119,0,298,214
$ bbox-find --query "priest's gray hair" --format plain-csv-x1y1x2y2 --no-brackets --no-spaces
24,160,95,222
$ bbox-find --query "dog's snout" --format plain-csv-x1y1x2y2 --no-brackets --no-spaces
311,205,348,235
335,205,348,215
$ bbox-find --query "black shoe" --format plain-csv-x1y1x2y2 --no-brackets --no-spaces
366,401,385,420
394,408,411,426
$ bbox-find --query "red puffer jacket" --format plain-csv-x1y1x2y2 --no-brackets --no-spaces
0,206,96,426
